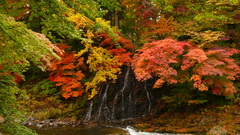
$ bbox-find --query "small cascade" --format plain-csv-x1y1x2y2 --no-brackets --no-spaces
111,67,131,120
84,66,159,122
96,84,110,121
83,101,93,122
144,80,152,112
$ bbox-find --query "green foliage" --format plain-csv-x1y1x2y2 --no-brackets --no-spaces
0,0,122,102
1,123,37,135
18,79,88,120
63,0,107,19
95,0,121,11
27,0,82,42
0,0,114,43
0,85,37,135
32,79,58,95
0,14,58,72
0,12,59,134
0,0,29,20
161,83,208,111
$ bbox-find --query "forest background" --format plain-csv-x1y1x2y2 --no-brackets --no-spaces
0,0,239,134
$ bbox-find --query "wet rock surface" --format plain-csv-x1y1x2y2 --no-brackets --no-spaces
24,117,81,129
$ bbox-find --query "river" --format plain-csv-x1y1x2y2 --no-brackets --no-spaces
32,126,175,135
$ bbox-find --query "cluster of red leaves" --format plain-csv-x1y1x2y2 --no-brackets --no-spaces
172,7,189,15
48,43,86,99
0,72,23,84
135,1,158,27
182,46,240,95
108,48,132,66
98,33,133,66
12,73,23,84
132,38,191,88
0,68,23,85
132,38,240,95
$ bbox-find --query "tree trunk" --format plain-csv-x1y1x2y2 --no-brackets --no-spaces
114,10,119,27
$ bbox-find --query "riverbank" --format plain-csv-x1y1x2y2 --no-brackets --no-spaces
22,104,239,135
130,104,240,134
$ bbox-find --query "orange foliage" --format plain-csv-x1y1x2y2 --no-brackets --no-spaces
98,33,134,50
148,15,175,36
49,43,86,99
109,48,132,66
117,36,134,50
98,33,133,66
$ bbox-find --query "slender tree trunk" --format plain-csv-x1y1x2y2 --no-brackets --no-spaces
114,10,119,27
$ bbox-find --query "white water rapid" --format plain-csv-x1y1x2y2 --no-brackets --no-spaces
125,126,175,135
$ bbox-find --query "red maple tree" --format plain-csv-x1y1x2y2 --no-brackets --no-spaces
132,38,240,95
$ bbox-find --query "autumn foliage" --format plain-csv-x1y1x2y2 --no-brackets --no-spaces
132,38,190,88
48,37,128,99
132,38,240,95
98,33,133,66
183,46,240,95
49,43,86,99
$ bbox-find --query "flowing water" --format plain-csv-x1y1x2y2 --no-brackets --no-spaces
32,126,128,135
84,66,156,122
83,100,93,122
32,126,175,135
144,80,152,113
111,66,131,120
31,67,170,135
97,84,111,121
